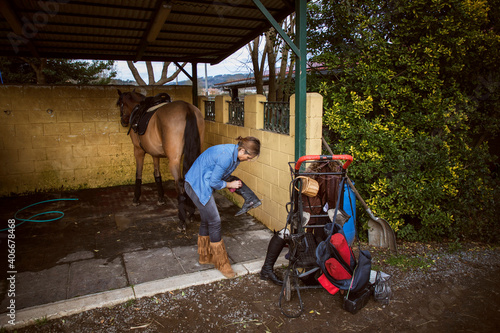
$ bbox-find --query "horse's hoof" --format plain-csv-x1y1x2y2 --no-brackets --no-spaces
177,222,186,233
132,201,140,206
157,198,166,206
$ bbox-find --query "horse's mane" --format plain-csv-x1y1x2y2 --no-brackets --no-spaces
116,91,146,107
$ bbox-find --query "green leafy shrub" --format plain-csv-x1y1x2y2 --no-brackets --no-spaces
309,0,500,242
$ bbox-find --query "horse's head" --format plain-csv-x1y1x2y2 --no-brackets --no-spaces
116,89,146,127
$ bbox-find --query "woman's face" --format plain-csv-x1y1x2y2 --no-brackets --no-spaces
237,148,256,162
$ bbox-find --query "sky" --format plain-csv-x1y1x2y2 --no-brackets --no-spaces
114,47,254,83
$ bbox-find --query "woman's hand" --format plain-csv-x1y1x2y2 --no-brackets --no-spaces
227,180,242,189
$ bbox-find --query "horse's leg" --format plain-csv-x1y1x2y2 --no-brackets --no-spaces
178,181,195,226
168,158,188,232
186,196,196,221
133,147,146,206
153,156,166,205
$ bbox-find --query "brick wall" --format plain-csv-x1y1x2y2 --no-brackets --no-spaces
0,85,192,196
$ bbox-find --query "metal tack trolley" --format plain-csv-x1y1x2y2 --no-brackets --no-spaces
279,154,354,318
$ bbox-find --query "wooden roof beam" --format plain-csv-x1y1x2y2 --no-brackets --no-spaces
135,0,172,61
0,0,39,57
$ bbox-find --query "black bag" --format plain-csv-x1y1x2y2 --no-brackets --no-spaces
343,285,373,314
315,177,372,296
349,248,372,292
316,222,372,295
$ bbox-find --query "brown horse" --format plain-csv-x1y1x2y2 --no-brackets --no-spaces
116,89,205,231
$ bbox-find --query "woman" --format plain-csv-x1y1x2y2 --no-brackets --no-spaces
184,136,261,278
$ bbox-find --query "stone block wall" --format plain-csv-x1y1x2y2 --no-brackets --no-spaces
200,93,324,232
0,85,324,233
0,85,192,196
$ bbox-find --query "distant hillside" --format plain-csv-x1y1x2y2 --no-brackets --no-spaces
111,73,252,87
110,78,138,85
170,73,253,87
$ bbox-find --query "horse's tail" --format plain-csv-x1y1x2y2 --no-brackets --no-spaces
182,106,201,178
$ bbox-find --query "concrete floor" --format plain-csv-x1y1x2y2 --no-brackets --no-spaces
0,181,282,327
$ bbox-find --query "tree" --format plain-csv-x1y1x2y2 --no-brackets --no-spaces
275,14,296,102
248,36,267,95
248,14,295,102
0,57,116,84
126,61,186,85
308,0,500,241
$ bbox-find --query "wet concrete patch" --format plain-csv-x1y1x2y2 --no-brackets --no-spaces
114,214,134,231
0,265,69,310
68,257,127,299
94,226,144,258
123,247,185,285
171,245,210,274
57,251,95,264
233,229,274,256
224,236,260,263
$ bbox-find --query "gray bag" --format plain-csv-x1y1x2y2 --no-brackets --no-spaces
373,271,392,305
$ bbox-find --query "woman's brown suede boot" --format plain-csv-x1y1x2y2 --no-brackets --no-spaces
197,235,213,265
210,239,235,278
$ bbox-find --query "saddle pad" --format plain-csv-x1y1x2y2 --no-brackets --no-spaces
318,273,340,295
129,94,170,135
324,257,352,280
136,111,156,135
330,233,351,266
131,102,168,135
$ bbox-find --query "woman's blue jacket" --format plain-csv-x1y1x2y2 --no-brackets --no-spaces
185,144,240,205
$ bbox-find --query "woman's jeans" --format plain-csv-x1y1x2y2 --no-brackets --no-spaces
184,182,222,242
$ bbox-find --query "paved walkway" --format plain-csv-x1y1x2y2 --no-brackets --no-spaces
0,182,285,329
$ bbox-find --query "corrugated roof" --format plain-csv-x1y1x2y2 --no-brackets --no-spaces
0,0,296,64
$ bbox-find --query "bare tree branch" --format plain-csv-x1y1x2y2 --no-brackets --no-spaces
127,61,186,86
266,29,277,101
277,14,295,101
247,14,295,100
156,62,187,85
159,62,171,81
146,61,155,85
250,35,267,95
127,61,146,85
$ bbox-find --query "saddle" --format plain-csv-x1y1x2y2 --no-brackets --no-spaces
128,93,171,135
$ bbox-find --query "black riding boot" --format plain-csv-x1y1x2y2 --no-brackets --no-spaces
260,233,286,285
226,176,262,216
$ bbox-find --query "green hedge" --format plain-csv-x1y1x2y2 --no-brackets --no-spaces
308,0,500,242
